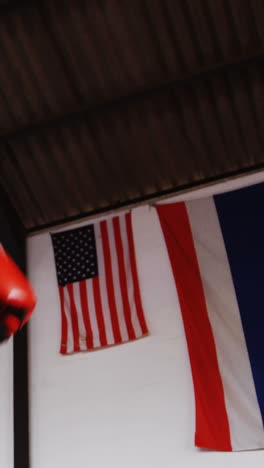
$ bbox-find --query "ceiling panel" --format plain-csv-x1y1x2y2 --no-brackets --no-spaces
0,0,263,231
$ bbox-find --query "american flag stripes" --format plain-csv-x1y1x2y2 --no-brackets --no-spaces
51,212,148,354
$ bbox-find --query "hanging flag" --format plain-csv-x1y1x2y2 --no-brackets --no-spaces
51,212,148,354
157,182,264,452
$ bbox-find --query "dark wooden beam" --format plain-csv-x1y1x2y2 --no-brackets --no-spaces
0,186,29,468
28,163,264,234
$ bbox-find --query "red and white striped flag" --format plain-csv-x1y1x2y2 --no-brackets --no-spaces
51,212,148,354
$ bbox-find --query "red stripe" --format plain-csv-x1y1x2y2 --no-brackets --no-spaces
66,283,80,353
100,220,122,343
92,276,107,347
113,216,136,340
58,286,68,354
79,281,94,349
125,212,148,335
157,203,232,451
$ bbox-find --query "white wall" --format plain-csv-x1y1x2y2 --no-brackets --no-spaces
28,172,264,468
0,339,13,468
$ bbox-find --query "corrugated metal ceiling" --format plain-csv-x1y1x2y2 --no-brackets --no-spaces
0,0,264,231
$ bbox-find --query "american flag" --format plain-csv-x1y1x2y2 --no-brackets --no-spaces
51,212,148,354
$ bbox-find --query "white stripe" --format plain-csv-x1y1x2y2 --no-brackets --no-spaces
186,197,264,451
94,222,115,345
119,214,142,338
86,280,100,348
62,287,74,354
72,282,88,351
107,218,129,342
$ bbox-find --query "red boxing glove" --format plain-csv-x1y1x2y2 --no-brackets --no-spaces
0,245,36,342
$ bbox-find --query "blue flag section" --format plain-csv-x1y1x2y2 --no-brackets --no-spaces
215,183,264,425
